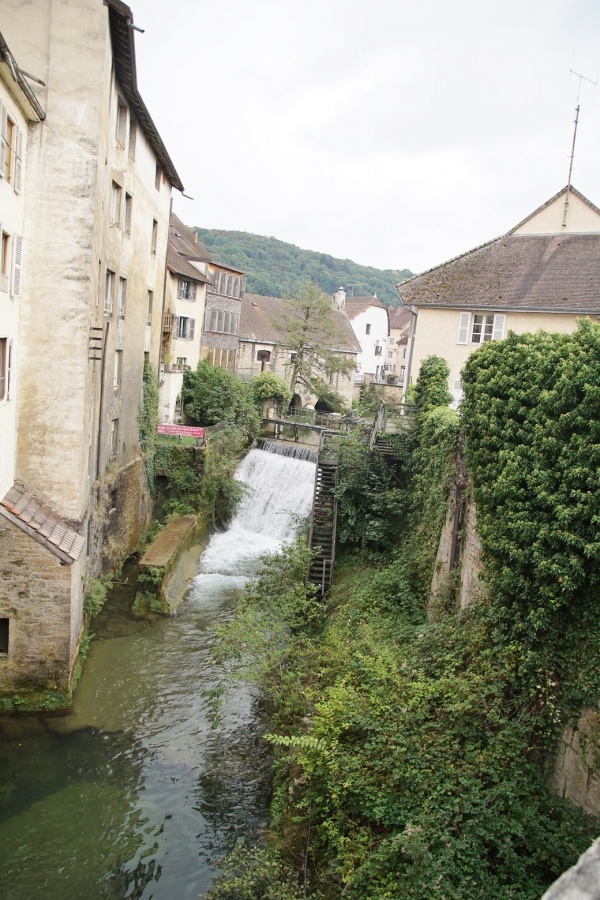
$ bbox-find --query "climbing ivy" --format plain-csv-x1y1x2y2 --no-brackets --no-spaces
138,359,159,493
461,319,600,722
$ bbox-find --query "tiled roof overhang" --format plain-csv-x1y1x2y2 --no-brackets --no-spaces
1,484,84,564
105,0,184,192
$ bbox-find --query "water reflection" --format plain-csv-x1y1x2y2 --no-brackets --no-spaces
0,449,315,899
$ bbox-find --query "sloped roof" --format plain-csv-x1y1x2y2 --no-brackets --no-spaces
344,295,388,319
240,294,360,353
166,242,210,283
106,0,183,191
1,484,84,564
508,185,600,234
389,306,411,331
397,232,600,313
0,31,45,121
169,213,212,263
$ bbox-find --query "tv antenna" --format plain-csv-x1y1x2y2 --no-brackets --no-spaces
563,69,596,228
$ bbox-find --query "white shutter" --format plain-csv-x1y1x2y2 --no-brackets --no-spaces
6,338,12,399
12,234,22,297
457,312,470,344
0,103,6,178
14,129,23,194
492,313,506,340
189,319,195,340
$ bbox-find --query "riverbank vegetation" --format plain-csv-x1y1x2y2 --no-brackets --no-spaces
205,329,600,898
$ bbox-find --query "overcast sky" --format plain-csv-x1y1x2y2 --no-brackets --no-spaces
134,0,600,274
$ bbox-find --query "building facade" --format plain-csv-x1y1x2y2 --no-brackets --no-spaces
159,215,210,423
0,0,182,704
237,293,359,409
335,291,390,383
396,186,600,405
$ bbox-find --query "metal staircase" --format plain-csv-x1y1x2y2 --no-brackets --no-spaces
307,433,339,598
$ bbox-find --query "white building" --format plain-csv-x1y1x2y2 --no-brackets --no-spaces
0,34,45,504
334,290,390,383
0,0,182,706
160,214,210,423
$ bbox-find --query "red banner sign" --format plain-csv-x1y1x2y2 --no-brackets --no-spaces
156,424,205,438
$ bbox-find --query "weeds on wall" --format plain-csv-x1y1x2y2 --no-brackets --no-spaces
204,347,599,898
138,360,160,494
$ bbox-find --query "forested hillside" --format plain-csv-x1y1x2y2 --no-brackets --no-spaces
193,227,413,307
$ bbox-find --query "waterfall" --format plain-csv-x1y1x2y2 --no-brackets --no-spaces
255,439,317,463
197,448,316,582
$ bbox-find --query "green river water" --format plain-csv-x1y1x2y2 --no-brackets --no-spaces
0,448,317,900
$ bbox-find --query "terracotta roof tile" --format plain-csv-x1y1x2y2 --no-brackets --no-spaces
343,296,388,319
0,484,83,563
398,233,600,313
240,294,360,353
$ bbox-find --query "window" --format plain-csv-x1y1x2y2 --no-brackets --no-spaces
151,219,158,254
389,336,395,346
115,97,127,147
204,307,239,334
456,312,506,345
118,277,126,318
177,316,195,340
365,324,371,335
128,118,136,160
178,279,196,301
0,618,8,655
124,193,132,234
257,349,271,371
110,181,122,226
146,290,153,325
0,104,22,190
387,351,393,359
155,164,162,190
206,347,235,372
176,357,187,368
113,349,122,389
104,270,115,315
0,337,8,400
0,231,9,293
11,234,22,297
374,344,382,356
110,418,119,457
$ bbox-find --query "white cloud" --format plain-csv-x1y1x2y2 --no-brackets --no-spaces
136,0,600,273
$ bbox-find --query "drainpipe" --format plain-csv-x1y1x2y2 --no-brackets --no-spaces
403,306,418,403
96,319,111,479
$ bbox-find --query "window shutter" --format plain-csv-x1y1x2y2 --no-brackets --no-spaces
189,319,195,340
172,315,180,336
12,234,22,297
0,103,6,178
492,314,506,340
191,282,196,301
14,129,23,194
457,312,470,344
7,338,12,399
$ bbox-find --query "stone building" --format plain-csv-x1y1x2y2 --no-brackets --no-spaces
202,261,246,373
0,0,182,705
237,293,359,409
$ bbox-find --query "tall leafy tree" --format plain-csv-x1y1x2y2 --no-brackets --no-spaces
275,281,356,409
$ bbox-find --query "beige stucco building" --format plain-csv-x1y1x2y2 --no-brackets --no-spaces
0,0,182,705
160,214,210,423
397,186,600,404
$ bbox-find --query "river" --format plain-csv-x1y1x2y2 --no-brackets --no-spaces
0,447,316,900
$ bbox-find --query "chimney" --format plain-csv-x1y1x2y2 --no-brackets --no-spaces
333,287,346,310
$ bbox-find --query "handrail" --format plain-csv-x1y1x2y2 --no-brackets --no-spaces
369,400,387,451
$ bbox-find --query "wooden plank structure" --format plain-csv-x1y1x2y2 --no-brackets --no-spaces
306,432,340,598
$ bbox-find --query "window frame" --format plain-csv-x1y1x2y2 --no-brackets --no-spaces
456,311,506,345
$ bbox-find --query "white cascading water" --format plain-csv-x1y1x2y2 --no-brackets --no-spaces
196,447,316,589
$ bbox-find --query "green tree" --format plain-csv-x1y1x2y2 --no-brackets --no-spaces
250,371,291,408
182,360,260,438
412,355,453,419
276,281,355,409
